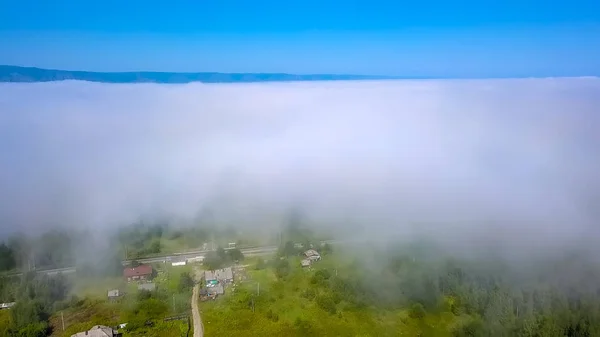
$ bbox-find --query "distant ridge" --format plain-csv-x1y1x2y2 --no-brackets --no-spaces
0,65,396,83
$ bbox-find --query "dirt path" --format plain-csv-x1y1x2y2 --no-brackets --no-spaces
192,267,204,337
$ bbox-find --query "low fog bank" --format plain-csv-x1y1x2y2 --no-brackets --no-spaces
1,78,599,260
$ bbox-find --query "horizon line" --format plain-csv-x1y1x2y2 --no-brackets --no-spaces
1,64,598,82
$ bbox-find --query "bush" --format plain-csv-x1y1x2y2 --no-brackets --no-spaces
274,259,290,279
178,272,194,292
11,300,47,329
125,298,168,332
69,295,83,308
203,251,224,270
265,309,279,322
278,241,296,258
453,318,486,337
137,290,153,301
137,298,168,318
409,302,426,320
310,269,331,286
294,318,315,335
316,295,337,314
52,299,69,312
14,321,49,337
149,240,161,254
228,248,244,262
321,243,333,255
255,258,266,270
301,288,316,300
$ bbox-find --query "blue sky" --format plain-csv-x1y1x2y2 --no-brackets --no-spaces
0,0,599,77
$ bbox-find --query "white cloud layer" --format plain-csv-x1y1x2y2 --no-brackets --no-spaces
1,78,599,254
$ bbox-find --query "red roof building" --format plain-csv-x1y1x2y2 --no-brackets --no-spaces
123,264,153,282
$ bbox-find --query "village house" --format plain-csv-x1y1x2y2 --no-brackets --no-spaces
0,302,15,310
301,249,321,267
204,267,234,284
199,286,221,301
206,283,224,296
304,249,321,261
123,264,153,282
199,287,209,301
171,257,187,267
202,267,233,298
107,289,121,301
187,255,204,264
71,325,120,337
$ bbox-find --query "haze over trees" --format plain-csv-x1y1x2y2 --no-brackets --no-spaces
1,78,600,336
202,236,600,336
1,78,598,245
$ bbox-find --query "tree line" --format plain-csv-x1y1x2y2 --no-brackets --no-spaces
1,272,72,337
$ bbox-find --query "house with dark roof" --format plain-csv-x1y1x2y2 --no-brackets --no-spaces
206,284,224,296
123,264,153,282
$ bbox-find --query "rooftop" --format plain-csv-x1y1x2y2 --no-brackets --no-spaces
205,267,233,281
71,325,117,337
206,284,224,295
107,289,120,297
123,264,153,278
304,249,320,257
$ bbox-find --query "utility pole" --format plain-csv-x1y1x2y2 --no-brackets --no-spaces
257,282,260,296
61,312,65,331
172,294,176,312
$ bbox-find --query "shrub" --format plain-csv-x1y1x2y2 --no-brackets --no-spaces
316,295,337,315
255,258,266,270
265,309,279,322
15,321,49,337
409,302,426,320
178,272,194,292
301,288,316,300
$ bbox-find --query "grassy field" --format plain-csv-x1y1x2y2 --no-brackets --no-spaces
49,262,198,337
0,309,12,336
200,254,463,337
70,276,125,300
49,298,191,337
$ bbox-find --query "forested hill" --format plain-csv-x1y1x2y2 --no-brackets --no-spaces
0,65,394,83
